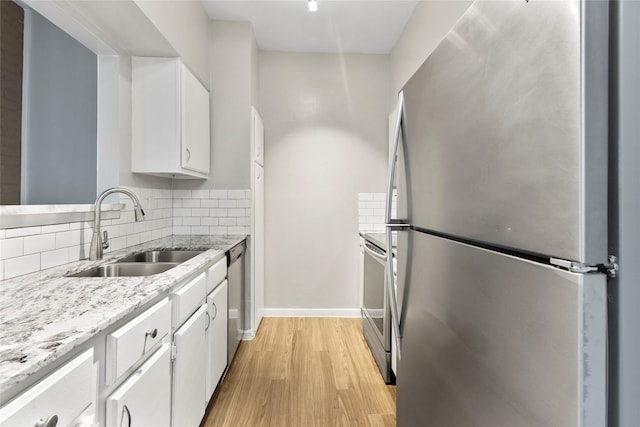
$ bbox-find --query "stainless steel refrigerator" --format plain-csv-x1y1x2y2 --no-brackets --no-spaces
385,0,613,425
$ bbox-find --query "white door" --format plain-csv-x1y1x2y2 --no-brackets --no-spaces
206,281,228,401
253,163,265,328
252,106,264,166
251,106,265,333
181,65,210,174
106,345,171,427
172,305,207,427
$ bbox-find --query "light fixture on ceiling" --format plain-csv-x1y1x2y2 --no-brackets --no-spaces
308,0,318,12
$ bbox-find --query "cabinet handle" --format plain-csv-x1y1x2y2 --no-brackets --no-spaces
211,302,217,320
145,328,158,339
34,415,58,427
185,148,191,162
120,404,132,427
205,311,211,330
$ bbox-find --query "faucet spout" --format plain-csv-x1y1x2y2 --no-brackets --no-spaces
89,187,145,260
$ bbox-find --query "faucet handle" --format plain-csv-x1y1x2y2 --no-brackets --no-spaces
102,231,109,250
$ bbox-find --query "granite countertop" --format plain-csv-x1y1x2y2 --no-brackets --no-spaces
0,234,246,396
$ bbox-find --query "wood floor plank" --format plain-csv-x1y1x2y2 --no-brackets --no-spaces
202,318,396,427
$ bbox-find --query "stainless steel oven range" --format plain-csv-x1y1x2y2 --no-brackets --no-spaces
361,234,395,384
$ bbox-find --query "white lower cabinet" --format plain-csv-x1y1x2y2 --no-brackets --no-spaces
172,305,208,427
0,349,95,427
106,344,171,427
206,280,228,401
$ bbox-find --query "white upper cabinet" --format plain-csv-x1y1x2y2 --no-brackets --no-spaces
132,57,210,179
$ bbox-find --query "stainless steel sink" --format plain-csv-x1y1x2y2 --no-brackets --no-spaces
68,262,179,277
116,250,205,264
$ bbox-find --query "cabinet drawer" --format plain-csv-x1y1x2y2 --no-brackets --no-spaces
106,298,170,385
172,273,206,327
206,258,227,294
0,349,94,427
106,344,171,427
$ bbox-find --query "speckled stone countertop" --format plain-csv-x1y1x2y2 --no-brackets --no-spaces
0,235,245,396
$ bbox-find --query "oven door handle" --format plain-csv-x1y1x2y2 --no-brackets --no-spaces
364,242,387,262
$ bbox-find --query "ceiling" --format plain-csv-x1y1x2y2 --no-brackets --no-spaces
201,0,419,54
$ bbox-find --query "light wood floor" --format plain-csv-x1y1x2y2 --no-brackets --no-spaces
202,317,396,427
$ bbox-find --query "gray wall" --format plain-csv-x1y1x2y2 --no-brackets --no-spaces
611,1,640,425
22,9,97,204
260,52,389,310
389,0,472,108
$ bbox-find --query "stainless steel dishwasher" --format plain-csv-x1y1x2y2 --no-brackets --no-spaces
226,241,245,366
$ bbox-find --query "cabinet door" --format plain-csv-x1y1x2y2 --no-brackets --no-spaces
206,280,228,401
181,65,210,174
172,305,207,427
106,345,171,427
0,349,94,427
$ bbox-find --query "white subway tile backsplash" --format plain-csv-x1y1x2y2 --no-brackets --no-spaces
0,238,23,260
191,189,209,199
173,208,191,217
191,226,209,235
183,217,201,226
211,209,227,217
219,217,237,226
41,248,69,270
191,208,209,217
6,226,42,238
201,217,219,226
210,190,227,199
173,190,192,199
201,199,218,208
219,200,237,208
228,190,245,199
56,230,82,249
126,234,141,247
228,226,248,235
5,254,40,279
182,199,201,208
108,237,127,253
210,226,228,235
41,224,71,234
24,234,56,255
358,192,392,233
0,186,247,279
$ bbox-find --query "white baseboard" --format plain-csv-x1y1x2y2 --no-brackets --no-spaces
263,308,362,318
242,329,256,340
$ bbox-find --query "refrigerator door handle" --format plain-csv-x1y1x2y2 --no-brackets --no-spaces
385,92,406,360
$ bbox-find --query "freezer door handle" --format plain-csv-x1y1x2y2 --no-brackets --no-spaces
385,92,406,359
385,92,406,226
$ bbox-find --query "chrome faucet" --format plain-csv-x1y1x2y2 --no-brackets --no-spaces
89,187,145,260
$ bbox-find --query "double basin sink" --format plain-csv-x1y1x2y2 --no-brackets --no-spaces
68,250,205,277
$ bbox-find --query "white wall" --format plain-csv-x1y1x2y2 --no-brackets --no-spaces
260,52,389,311
175,21,256,191
390,0,472,107
132,0,210,87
